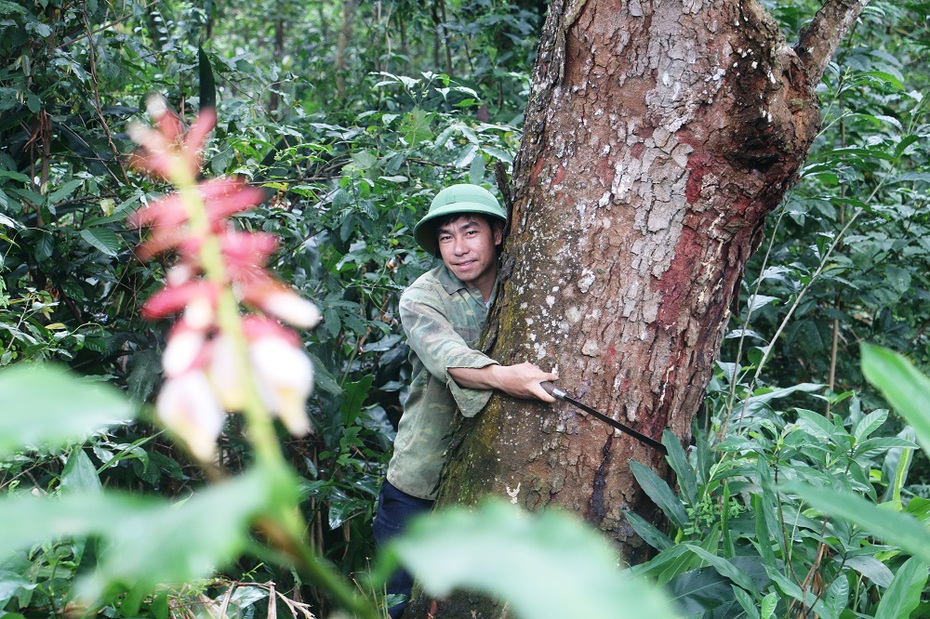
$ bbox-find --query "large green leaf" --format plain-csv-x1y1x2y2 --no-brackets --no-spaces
0,467,279,602
0,364,134,457
861,343,930,458
630,460,689,529
198,47,216,110
875,556,928,619
680,544,761,598
60,448,103,494
389,500,680,619
78,467,279,600
663,429,696,505
79,227,121,257
625,510,673,551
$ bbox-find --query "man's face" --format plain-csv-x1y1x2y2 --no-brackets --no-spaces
436,215,503,295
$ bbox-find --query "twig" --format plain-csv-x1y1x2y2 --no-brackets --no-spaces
81,0,132,185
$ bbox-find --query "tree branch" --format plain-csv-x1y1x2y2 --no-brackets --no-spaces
795,0,871,86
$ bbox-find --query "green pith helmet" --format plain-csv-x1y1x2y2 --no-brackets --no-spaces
414,184,507,256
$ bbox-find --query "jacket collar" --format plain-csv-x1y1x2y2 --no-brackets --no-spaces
437,264,498,305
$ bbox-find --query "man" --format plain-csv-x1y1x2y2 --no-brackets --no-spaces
373,184,557,617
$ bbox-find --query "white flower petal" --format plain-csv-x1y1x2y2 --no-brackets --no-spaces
156,371,224,462
249,337,314,436
207,334,247,412
184,294,215,330
162,329,206,377
263,292,321,329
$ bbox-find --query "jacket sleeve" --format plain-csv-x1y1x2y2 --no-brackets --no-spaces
399,285,497,417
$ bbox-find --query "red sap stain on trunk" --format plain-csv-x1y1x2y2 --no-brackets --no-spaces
604,343,617,369
529,157,545,187
552,164,566,187
654,226,703,327
685,155,711,205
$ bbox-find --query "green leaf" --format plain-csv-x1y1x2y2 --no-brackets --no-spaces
732,585,761,619
79,227,121,257
766,568,830,617
0,467,282,603
34,233,54,262
891,171,930,184
340,375,373,421
60,448,103,494
198,47,216,110
753,466,781,567
760,591,778,619
844,555,893,587
455,143,478,168
78,467,280,600
468,153,486,184
0,364,134,457
875,557,928,619
630,460,689,529
630,544,704,584
663,429,696,505
794,408,839,441
400,108,433,147
861,70,906,91
745,383,823,409
854,437,917,459
786,482,930,564
0,169,30,183
680,544,761,597
47,178,83,204
390,500,679,619
0,491,156,558
746,294,778,316
624,510,673,551
0,210,22,229
482,146,514,164
853,408,888,443
861,344,930,458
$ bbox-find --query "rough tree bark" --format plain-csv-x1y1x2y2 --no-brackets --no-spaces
406,0,868,616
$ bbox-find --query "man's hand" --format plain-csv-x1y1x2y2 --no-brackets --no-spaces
448,362,559,402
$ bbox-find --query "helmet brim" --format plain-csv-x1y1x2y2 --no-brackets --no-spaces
414,202,507,257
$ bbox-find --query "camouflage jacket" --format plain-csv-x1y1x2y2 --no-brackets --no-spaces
386,264,497,500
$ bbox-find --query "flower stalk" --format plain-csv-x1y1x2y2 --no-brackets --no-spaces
127,96,379,618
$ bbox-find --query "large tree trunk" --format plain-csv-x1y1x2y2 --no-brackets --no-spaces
407,0,867,616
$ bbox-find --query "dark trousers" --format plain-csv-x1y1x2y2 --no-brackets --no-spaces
372,479,434,618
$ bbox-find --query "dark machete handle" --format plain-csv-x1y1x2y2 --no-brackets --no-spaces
540,381,564,399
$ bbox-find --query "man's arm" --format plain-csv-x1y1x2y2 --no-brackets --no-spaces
449,363,558,403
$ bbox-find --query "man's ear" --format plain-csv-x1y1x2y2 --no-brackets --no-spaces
493,221,504,247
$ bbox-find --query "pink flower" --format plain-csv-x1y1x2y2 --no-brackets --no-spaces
230,272,321,329
141,281,218,321
129,179,264,232
206,318,315,436
127,96,216,182
129,97,321,464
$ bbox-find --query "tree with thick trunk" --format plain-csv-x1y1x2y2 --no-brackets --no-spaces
406,0,869,616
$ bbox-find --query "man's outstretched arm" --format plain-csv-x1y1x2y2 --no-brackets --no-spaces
449,362,558,403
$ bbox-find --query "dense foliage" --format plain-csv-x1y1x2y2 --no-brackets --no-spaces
1,0,929,617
